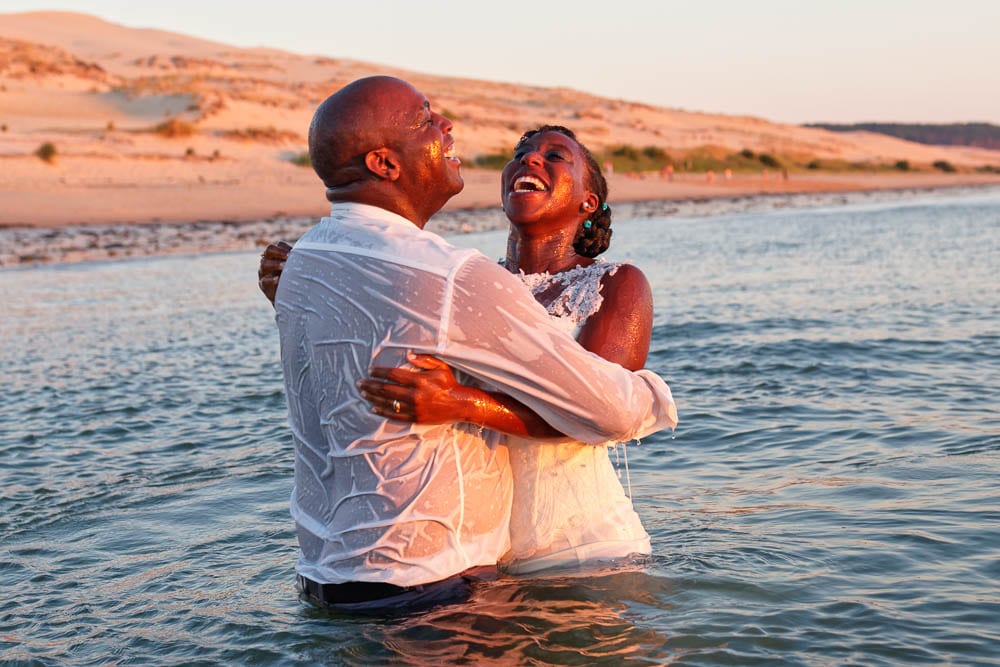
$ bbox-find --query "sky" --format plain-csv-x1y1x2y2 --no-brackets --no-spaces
2,0,998,125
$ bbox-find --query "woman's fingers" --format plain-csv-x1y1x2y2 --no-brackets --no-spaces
405,352,449,371
368,366,425,385
357,380,415,421
262,241,291,260
357,378,411,404
258,257,285,279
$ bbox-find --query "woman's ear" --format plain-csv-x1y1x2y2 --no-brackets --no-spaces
579,192,599,215
364,148,401,181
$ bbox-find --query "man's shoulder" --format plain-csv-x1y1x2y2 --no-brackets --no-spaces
294,214,492,278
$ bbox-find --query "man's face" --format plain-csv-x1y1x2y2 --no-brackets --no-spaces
389,85,464,206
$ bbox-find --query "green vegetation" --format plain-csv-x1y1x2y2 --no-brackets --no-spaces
758,153,782,169
221,126,302,143
601,144,673,173
474,153,510,170
289,151,311,168
153,117,196,138
35,142,57,163
596,144,795,175
804,158,911,173
470,141,979,176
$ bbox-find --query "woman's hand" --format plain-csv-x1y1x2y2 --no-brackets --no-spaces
358,352,563,438
258,241,292,306
358,352,470,424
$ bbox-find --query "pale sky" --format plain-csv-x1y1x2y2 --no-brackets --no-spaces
2,0,997,124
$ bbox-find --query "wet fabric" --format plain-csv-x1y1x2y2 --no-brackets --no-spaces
504,261,653,574
275,202,677,587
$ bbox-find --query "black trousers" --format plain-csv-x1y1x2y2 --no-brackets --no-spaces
296,566,498,614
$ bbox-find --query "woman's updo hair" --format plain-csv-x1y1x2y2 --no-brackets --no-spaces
515,125,612,258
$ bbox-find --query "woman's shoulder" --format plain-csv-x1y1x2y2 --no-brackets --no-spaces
599,262,651,297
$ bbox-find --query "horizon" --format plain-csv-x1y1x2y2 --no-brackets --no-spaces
0,1,998,125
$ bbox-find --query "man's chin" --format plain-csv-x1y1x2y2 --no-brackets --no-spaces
447,170,465,196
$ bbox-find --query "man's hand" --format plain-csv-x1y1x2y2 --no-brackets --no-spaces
258,241,292,306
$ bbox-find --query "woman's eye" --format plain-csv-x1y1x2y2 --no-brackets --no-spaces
547,152,565,161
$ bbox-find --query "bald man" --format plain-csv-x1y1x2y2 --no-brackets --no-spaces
273,76,676,612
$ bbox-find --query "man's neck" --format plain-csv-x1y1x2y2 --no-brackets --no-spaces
327,189,428,228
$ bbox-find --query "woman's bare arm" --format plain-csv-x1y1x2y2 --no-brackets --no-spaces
358,353,562,438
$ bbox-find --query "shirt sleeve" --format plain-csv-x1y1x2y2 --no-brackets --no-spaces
427,254,678,445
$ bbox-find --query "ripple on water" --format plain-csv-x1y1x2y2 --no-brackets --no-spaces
3,194,1000,663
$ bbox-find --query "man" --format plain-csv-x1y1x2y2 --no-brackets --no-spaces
271,76,676,612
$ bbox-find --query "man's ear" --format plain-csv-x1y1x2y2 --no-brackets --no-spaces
364,148,401,181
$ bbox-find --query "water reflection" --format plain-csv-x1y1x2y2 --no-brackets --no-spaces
327,567,678,666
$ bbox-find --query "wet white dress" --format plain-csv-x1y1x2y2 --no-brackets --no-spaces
503,261,652,574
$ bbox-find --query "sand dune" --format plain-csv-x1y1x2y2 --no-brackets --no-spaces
2,10,999,229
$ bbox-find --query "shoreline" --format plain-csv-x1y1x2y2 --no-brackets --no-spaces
2,176,999,268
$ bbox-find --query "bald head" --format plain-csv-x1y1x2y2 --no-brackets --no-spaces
308,76,417,188
306,76,463,226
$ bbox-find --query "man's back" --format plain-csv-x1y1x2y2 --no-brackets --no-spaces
276,202,512,587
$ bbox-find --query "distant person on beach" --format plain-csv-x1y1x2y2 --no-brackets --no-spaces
264,76,677,612
262,121,676,575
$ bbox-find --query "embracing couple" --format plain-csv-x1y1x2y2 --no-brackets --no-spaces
258,76,678,613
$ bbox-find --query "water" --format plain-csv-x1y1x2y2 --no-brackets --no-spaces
2,190,998,665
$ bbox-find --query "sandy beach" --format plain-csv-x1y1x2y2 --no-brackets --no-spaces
3,10,1000,266
3,173,998,268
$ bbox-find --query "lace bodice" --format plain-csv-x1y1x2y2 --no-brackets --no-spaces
508,260,622,332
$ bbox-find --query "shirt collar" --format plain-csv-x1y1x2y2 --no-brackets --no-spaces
329,201,419,231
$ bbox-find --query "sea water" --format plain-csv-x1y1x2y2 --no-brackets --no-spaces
2,189,998,665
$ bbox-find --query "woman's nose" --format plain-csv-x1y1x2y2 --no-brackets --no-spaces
520,150,542,166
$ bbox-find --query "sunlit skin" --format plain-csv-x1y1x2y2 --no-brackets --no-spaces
308,75,462,228
501,131,599,275
259,127,654,438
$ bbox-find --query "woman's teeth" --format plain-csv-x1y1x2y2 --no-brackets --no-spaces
513,176,547,192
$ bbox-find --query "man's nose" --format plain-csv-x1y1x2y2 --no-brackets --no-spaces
433,111,452,133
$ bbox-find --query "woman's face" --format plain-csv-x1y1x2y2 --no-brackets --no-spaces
500,131,597,228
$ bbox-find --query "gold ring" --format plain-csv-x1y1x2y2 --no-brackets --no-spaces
392,399,401,413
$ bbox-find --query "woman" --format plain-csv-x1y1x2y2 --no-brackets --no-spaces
260,126,670,573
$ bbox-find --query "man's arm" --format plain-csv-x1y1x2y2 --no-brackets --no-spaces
359,352,563,438
428,254,677,445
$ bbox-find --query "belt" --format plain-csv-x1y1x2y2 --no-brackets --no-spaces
296,574,414,605
297,566,498,608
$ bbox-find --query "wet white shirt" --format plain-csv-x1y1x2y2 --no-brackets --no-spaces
275,202,678,587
